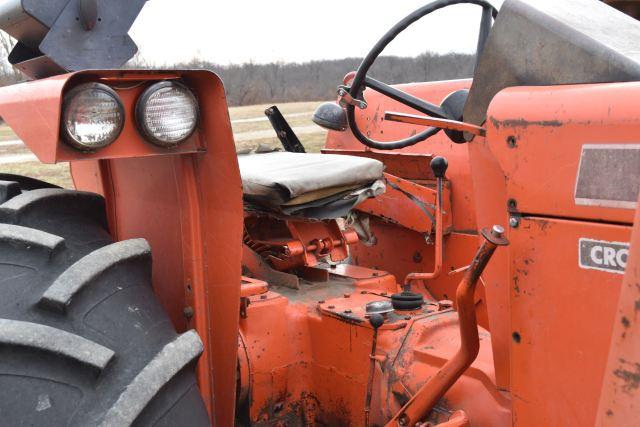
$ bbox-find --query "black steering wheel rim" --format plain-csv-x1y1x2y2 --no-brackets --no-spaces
347,0,499,150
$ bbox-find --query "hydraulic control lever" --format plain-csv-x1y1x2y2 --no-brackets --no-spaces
389,225,509,427
404,156,448,289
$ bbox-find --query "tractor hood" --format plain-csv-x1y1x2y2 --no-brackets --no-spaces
464,0,640,126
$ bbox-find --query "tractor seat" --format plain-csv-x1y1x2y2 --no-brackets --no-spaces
238,152,385,219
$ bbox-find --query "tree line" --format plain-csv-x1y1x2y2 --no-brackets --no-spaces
0,39,475,106
179,53,475,106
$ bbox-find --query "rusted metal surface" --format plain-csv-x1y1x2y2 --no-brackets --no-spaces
240,276,269,298
389,227,508,426
242,243,301,289
239,269,508,426
357,173,452,234
244,216,359,271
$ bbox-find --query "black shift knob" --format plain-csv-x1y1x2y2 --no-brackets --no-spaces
430,156,448,179
368,313,384,330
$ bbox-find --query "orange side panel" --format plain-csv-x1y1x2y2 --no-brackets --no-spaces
596,195,640,425
486,83,639,225
509,218,630,425
478,82,640,391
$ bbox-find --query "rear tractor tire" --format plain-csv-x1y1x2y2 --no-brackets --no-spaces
0,175,210,426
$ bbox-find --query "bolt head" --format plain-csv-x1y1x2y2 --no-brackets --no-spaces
509,216,520,228
492,225,505,237
183,306,195,319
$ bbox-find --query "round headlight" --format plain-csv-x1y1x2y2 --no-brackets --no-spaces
135,81,199,147
62,83,125,151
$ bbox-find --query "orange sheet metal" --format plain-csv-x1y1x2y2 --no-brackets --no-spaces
474,82,640,390
0,74,68,164
240,276,269,298
71,70,243,426
508,218,630,425
485,83,638,225
321,149,435,180
239,277,509,426
0,70,205,164
596,193,640,425
357,173,452,234
389,228,507,426
325,79,477,233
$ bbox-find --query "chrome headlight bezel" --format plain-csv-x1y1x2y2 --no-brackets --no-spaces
61,82,125,151
135,81,200,148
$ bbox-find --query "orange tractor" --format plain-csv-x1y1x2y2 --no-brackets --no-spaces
0,0,638,426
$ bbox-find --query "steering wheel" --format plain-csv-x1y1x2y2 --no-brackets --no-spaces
345,0,498,150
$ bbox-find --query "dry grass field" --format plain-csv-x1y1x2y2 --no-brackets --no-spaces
0,101,328,188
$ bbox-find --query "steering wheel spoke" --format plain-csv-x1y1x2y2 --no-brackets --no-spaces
364,77,448,119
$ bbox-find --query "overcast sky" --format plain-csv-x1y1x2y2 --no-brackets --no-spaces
130,0,505,66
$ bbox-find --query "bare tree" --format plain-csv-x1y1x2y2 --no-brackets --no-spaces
0,33,22,85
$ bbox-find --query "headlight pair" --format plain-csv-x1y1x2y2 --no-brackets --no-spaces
62,81,199,151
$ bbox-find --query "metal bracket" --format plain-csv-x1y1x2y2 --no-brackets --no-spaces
338,86,368,110
0,0,149,78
